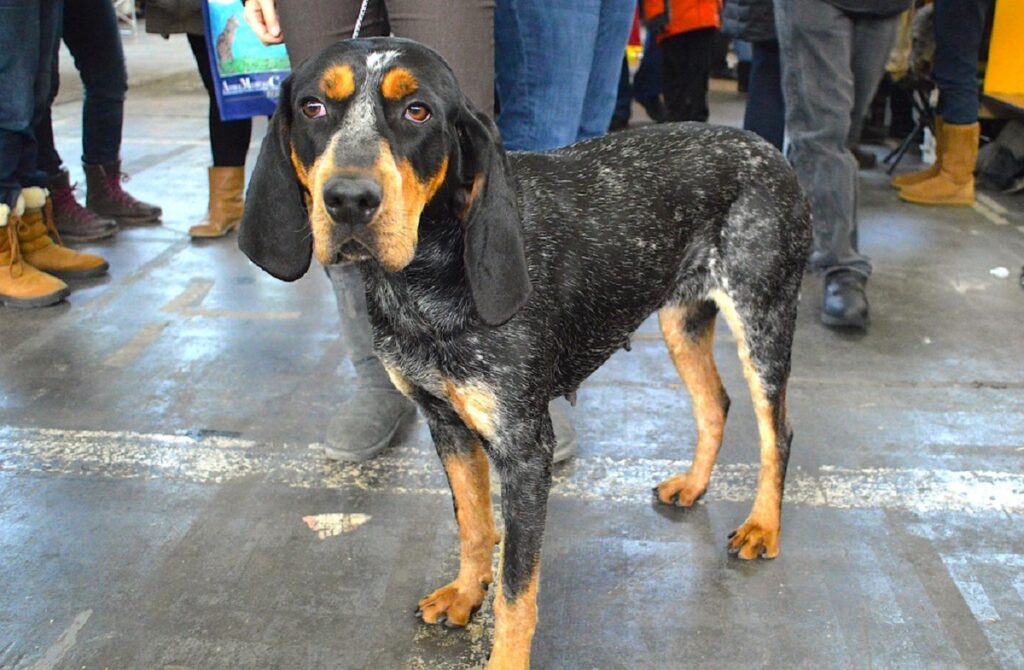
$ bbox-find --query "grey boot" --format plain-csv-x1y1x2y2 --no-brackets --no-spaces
323,263,416,461
550,397,577,463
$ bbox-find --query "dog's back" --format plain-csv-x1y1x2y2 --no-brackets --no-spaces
507,122,811,396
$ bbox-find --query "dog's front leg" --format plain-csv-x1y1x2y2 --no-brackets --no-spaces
417,406,500,627
487,416,554,670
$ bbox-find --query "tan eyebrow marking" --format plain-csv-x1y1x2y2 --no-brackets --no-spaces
381,67,419,100
320,64,355,101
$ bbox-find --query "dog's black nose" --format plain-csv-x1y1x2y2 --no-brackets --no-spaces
323,176,382,226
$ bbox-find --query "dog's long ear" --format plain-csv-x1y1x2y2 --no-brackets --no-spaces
238,76,312,281
455,100,531,326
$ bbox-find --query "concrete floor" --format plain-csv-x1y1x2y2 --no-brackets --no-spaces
2,39,1024,669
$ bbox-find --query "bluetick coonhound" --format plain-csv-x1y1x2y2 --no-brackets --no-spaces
239,37,812,669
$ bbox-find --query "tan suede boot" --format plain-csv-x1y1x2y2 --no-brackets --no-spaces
17,187,110,280
189,166,244,238
891,117,943,189
0,199,70,308
899,122,979,206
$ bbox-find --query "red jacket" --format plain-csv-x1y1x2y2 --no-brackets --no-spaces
640,0,721,40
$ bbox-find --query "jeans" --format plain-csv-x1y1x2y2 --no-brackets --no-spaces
35,0,126,176
775,0,898,278
744,40,784,150
933,0,991,125
495,0,635,151
0,0,62,208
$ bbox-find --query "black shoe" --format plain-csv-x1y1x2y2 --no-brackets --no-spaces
637,97,668,123
821,271,869,330
609,114,629,132
851,145,877,170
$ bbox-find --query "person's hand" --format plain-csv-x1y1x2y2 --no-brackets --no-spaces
244,0,284,45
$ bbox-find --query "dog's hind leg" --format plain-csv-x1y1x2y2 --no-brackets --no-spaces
654,301,731,507
709,288,796,560
416,404,500,628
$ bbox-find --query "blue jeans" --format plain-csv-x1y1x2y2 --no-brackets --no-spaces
0,0,62,207
36,0,128,175
743,40,784,150
933,0,991,125
495,0,635,151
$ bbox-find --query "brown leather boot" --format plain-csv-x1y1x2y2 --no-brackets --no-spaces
0,199,70,308
48,169,118,243
84,160,162,225
189,166,244,238
891,117,944,189
899,122,979,206
17,187,109,280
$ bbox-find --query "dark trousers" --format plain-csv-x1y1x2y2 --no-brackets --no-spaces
35,0,127,177
187,33,251,167
743,40,784,150
613,35,664,122
933,0,991,125
660,27,715,123
0,0,62,207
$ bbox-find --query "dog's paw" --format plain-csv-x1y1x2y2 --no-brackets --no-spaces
416,581,488,627
653,473,707,507
727,518,779,560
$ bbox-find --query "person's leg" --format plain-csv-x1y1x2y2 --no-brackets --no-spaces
776,0,873,328
273,0,410,461
899,0,989,205
0,1,42,209
36,0,119,242
661,27,715,123
577,0,634,141
610,56,632,130
633,30,666,122
186,32,251,238
743,40,784,150
386,0,495,116
495,0,600,150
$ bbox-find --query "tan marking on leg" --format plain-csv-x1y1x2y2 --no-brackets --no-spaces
488,559,540,670
319,64,355,101
380,67,418,100
444,380,498,440
709,289,784,560
384,365,414,398
419,443,499,627
655,304,728,507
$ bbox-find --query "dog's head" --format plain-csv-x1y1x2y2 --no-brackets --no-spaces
239,37,531,326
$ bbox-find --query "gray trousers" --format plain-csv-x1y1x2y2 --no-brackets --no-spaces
277,0,494,115
775,0,899,278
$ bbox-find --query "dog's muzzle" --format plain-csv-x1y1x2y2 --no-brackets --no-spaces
323,175,382,262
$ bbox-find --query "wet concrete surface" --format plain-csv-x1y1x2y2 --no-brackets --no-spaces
1,74,1023,669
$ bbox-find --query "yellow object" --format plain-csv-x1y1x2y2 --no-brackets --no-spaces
17,196,110,279
899,122,979,206
189,166,245,239
891,117,944,188
983,0,1024,110
1,209,69,308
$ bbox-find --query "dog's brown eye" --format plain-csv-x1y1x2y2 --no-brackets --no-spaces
301,99,326,119
404,103,431,124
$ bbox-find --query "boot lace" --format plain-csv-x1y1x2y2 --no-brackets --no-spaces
42,197,64,246
54,182,105,230
5,223,22,277
105,171,142,208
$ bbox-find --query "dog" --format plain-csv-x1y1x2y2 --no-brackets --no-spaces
239,37,811,669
